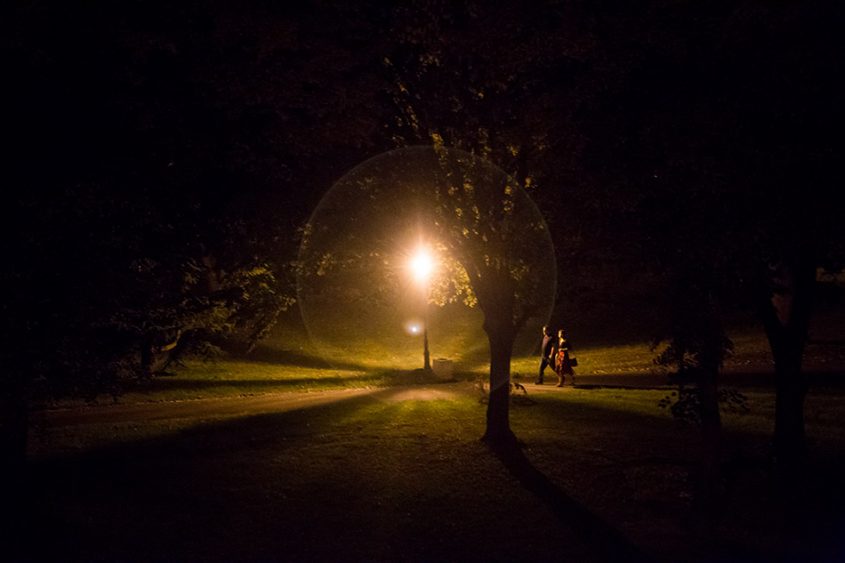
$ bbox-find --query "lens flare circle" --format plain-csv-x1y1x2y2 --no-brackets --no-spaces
296,146,556,369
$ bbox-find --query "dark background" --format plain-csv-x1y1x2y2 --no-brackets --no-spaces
5,0,843,390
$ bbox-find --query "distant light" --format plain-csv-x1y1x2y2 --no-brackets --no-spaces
410,324,420,334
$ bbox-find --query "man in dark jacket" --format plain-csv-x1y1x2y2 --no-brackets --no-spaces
536,325,555,384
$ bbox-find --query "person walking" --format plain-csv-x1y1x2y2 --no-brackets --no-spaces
536,325,555,385
555,328,575,387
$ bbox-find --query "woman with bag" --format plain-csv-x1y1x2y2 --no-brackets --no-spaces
554,328,576,387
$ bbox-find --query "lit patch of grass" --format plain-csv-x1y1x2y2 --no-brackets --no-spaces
58,325,837,410
112,362,449,404
553,387,675,418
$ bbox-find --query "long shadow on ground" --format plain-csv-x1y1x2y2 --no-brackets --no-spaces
489,440,651,562
16,388,595,562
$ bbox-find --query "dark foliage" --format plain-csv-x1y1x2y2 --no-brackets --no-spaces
659,387,749,426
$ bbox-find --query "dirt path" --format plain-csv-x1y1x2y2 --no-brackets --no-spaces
27,384,477,458
31,384,475,431
33,387,382,428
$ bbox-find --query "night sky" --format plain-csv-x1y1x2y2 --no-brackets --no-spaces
9,1,842,248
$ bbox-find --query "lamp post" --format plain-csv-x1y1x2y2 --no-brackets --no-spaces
409,247,434,371
422,304,431,371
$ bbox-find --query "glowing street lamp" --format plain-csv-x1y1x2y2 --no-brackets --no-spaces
410,249,434,285
409,246,435,371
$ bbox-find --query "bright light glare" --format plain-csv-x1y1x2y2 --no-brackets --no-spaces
409,247,434,284
404,320,423,335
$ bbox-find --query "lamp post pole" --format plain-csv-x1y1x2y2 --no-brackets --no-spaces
410,245,435,372
423,297,431,371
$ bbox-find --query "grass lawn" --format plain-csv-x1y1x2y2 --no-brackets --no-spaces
19,326,845,562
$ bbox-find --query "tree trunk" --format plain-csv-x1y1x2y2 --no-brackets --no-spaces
693,362,722,533
140,334,155,379
768,324,810,463
698,339,723,470
482,321,517,447
0,373,29,508
699,366,721,466
760,257,815,466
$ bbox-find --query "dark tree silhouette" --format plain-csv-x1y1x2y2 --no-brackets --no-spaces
381,2,597,443
586,1,845,470
428,146,554,444
2,0,387,474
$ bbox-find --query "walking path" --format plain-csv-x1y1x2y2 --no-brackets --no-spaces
31,366,844,433
33,387,380,428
